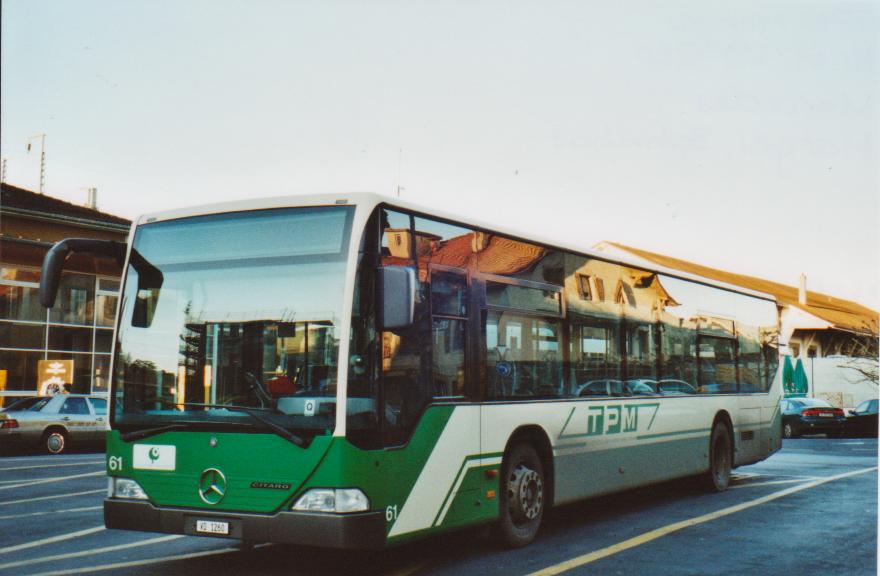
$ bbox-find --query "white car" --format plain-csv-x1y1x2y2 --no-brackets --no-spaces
0,394,108,454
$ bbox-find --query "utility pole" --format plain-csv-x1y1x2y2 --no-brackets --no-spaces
396,147,403,198
1,157,6,184
808,347,816,398
27,134,46,193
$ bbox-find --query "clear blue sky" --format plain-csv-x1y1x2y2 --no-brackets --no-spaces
2,0,877,309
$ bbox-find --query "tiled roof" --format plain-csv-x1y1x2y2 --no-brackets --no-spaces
400,232,544,275
605,242,879,336
1,183,130,227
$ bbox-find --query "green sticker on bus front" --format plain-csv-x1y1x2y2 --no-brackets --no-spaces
133,444,176,471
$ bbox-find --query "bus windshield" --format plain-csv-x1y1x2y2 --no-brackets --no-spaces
112,206,354,441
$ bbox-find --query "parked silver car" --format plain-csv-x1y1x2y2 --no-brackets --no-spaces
0,396,41,412
0,394,108,454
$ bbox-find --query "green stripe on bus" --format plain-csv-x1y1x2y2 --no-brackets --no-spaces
558,406,577,438
432,454,481,527
431,452,504,527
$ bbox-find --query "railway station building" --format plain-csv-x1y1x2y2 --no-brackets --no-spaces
0,183,130,404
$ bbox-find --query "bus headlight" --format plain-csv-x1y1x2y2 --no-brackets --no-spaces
291,488,369,513
109,477,149,500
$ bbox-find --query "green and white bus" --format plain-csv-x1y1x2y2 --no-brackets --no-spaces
39,193,782,549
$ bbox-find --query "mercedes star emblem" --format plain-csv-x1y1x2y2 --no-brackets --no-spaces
198,468,227,505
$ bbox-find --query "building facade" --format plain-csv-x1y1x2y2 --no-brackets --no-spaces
0,183,130,402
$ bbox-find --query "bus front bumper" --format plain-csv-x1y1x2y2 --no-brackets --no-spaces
104,499,386,550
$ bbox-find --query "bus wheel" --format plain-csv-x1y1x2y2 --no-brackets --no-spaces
43,428,67,455
706,422,732,492
495,443,545,548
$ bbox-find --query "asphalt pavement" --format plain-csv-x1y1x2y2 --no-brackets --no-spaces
0,438,876,576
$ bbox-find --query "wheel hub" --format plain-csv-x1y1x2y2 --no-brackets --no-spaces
508,463,543,523
47,433,64,453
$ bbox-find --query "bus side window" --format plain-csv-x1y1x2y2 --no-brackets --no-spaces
380,211,479,446
564,254,623,398
698,336,737,393
479,232,565,400
379,209,425,446
414,216,476,401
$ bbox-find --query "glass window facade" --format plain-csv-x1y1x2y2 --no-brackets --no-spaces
0,265,118,399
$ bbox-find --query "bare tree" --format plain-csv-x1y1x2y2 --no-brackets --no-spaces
839,336,879,386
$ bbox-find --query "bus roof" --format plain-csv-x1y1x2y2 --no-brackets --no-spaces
136,192,777,303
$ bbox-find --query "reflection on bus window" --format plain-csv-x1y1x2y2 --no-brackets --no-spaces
486,311,562,399
626,323,656,381
432,318,466,397
570,323,621,390
698,336,738,393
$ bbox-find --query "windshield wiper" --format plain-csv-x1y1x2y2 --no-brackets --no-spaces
178,402,305,447
118,414,280,443
121,423,191,443
120,421,254,442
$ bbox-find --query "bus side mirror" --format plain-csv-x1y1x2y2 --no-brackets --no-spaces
378,266,416,330
128,249,165,328
40,238,126,308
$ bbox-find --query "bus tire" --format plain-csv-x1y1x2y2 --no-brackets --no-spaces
494,443,545,548
705,421,732,492
42,427,67,455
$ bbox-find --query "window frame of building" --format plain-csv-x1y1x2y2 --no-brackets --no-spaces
593,277,606,302
0,264,119,397
576,273,592,301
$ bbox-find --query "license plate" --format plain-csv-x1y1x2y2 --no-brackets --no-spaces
196,520,229,535
819,412,833,417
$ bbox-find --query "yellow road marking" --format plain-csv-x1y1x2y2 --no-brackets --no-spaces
527,466,878,576
387,558,431,576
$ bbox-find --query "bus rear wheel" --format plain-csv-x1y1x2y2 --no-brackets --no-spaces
705,421,732,492
494,443,545,548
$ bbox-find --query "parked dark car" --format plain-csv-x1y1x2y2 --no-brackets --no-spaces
844,399,878,438
780,398,846,438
